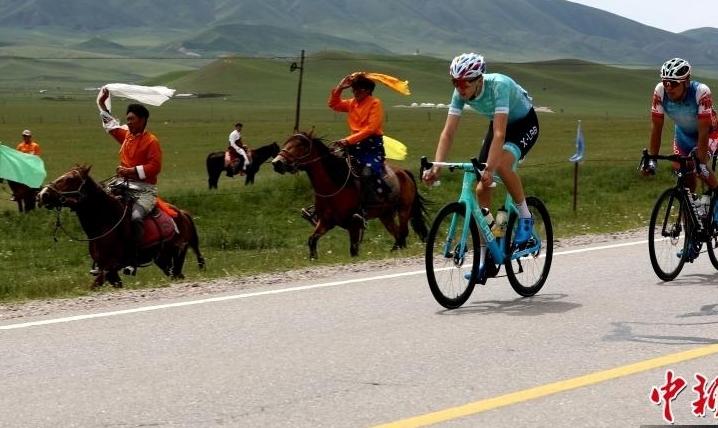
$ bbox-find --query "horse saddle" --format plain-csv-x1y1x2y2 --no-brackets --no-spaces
361,165,400,204
140,209,178,248
224,149,245,175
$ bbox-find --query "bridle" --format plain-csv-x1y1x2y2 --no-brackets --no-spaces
45,169,129,242
43,168,89,206
278,133,354,198
277,133,324,167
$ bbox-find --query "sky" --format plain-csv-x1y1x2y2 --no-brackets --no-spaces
567,0,718,33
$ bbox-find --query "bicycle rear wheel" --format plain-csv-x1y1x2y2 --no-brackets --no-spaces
425,202,479,309
706,192,718,270
504,196,553,297
648,188,689,281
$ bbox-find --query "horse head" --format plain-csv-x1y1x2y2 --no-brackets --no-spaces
38,165,93,210
272,132,327,174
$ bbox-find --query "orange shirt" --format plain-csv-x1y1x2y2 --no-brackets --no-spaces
109,128,162,185
16,140,41,155
328,88,384,144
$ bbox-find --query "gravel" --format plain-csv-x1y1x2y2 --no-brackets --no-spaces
0,228,647,322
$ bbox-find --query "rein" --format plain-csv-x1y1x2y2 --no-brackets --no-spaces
281,133,355,198
47,170,130,242
52,203,129,242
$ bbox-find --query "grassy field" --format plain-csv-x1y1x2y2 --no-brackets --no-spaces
0,54,713,301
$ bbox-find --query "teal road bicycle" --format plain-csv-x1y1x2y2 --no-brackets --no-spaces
420,157,553,309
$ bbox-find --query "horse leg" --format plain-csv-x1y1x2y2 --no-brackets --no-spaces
395,202,414,249
15,194,24,213
209,168,219,189
171,244,188,279
349,223,363,257
92,271,106,288
24,192,36,211
379,214,406,251
107,270,123,288
308,222,331,260
155,251,172,276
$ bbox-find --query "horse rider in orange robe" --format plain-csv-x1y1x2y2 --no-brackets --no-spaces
97,87,162,275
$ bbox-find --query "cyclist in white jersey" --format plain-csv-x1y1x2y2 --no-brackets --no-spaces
422,52,539,245
643,57,718,190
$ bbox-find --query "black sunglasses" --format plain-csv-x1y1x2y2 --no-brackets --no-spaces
662,79,684,89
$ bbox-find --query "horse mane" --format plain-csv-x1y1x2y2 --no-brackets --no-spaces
71,164,123,209
300,132,351,187
253,141,280,162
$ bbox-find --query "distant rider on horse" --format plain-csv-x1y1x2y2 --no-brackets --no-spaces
97,87,162,275
226,121,251,177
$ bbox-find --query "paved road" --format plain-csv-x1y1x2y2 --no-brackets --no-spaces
1,238,718,427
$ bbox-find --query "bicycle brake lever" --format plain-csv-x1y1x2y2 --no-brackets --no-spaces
470,157,497,187
419,156,432,178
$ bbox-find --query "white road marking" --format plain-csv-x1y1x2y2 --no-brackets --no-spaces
0,239,648,330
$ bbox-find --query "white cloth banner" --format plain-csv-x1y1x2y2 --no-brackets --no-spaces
102,83,175,111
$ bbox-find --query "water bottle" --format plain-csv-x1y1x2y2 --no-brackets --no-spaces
481,207,495,230
492,208,508,238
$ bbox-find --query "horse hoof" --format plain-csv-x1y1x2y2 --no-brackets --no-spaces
172,273,185,280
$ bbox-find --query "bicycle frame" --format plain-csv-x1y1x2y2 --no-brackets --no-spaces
641,149,707,238
424,158,542,280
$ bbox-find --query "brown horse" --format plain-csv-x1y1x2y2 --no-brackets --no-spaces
206,142,280,188
6,180,38,212
37,165,205,288
272,132,428,259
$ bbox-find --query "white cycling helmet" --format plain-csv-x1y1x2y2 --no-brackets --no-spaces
660,58,691,80
449,53,486,80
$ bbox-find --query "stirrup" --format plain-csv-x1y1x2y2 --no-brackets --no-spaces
352,212,368,228
300,208,318,226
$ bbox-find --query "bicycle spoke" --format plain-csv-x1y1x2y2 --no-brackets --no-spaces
649,189,688,281
425,203,479,309
505,197,553,297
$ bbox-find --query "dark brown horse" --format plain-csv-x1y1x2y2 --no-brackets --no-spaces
37,165,205,288
272,132,428,259
6,180,38,212
206,142,280,188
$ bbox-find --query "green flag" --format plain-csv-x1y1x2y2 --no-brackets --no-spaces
0,144,46,188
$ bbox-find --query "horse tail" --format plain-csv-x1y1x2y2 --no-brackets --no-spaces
184,211,206,270
405,170,429,242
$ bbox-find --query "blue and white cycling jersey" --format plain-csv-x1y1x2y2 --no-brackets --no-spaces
448,73,533,123
651,80,715,153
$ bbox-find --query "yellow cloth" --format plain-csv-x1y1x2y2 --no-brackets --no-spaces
352,72,411,96
383,135,407,160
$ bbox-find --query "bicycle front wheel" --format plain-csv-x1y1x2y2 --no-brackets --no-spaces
425,202,480,309
504,196,553,297
648,188,689,281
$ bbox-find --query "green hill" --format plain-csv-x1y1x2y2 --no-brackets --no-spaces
154,53,718,117
0,0,715,67
682,27,718,46
181,23,389,57
72,36,129,54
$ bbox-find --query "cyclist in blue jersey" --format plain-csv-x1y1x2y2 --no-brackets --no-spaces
422,52,539,245
642,57,718,190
